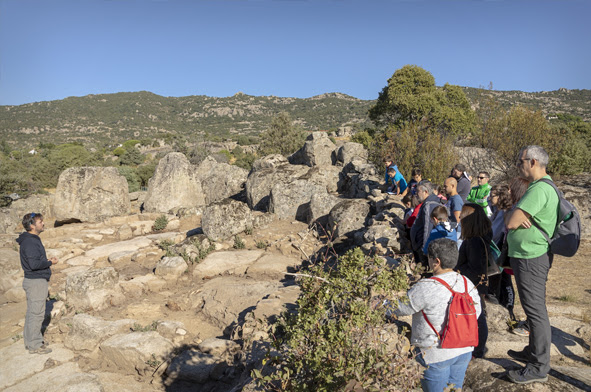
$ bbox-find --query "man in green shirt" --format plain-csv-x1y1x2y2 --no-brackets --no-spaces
504,145,559,384
467,171,492,216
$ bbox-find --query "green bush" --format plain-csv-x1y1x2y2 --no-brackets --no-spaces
259,112,307,157
113,146,126,156
153,215,169,231
233,235,245,249
252,248,421,391
117,166,140,192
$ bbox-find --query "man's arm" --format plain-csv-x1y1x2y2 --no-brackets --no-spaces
505,208,532,230
22,243,53,271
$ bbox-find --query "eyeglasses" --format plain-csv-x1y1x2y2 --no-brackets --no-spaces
477,176,488,180
517,158,531,166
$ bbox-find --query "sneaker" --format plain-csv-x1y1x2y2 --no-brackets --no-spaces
29,346,52,355
512,327,530,337
507,349,530,362
507,367,548,384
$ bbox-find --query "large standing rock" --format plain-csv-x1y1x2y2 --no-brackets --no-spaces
339,160,381,198
100,331,174,376
0,194,54,234
53,167,130,223
65,313,136,351
269,180,326,221
336,142,368,166
306,191,341,225
65,267,121,311
245,163,309,211
143,152,205,213
201,199,253,241
195,156,248,204
328,199,371,238
289,132,336,167
0,249,22,296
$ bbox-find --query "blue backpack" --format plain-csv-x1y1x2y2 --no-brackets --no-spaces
531,179,581,257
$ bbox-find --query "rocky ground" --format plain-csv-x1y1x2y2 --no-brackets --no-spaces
0,137,590,391
0,211,589,391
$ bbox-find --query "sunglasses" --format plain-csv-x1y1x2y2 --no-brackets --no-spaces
477,176,488,180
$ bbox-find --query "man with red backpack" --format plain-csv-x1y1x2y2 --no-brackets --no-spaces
392,238,481,392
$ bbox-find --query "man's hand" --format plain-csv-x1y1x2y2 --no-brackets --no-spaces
50,257,58,265
520,219,532,229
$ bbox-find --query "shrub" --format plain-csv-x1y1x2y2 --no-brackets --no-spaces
259,112,307,157
117,166,140,193
252,248,421,391
233,235,245,249
153,215,169,231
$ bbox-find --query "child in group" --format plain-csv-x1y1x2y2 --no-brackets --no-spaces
386,167,409,196
408,168,422,195
423,205,458,255
405,195,422,228
436,185,448,203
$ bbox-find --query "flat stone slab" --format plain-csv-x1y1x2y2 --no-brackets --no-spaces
193,250,265,278
84,236,153,260
0,343,76,389
4,362,103,392
246,253,300,280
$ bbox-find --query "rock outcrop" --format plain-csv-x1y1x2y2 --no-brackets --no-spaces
53,167,130,223
143,152,205,213
289,131,336,167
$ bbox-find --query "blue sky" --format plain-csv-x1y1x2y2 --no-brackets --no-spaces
1,0,590,106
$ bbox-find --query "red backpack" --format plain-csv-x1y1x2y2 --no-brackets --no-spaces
422,275,479,349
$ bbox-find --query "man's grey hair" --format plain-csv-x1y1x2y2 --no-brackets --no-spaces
427,238,459,269
417,180,434,194
522,145,549,168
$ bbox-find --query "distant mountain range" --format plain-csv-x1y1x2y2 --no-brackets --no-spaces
1,88,589,148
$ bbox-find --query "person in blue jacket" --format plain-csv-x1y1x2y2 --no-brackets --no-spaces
386,166,409,196
16,213,58,354
423,205,458,254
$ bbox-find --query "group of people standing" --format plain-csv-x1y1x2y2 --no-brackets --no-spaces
387,145,560,390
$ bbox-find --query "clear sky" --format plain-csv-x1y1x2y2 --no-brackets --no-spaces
1,0,590,106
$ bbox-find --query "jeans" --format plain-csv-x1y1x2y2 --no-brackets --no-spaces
22,278,48,350
511,253,552,376
417,351,472,392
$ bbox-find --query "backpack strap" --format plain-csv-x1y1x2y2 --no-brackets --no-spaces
421,275,466,340
528,178,559,243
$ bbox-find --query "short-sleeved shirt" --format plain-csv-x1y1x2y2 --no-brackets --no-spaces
507,175,559,259
394,171,408,194
446,194,463,223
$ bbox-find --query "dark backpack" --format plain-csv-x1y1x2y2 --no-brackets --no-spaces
531,179,581,257
422,275,479,349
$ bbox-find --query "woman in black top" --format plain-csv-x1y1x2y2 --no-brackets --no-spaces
456,203,492,358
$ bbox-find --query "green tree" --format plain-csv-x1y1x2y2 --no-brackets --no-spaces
113,146,126,157
117,166,141,192
122,139,141,151
258,112,307,157
137,163,157,188
368,65,476,138
480,105,555,177
119,147,144,166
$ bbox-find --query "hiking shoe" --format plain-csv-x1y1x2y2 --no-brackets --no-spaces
512,326,530,337
507,367,548,384
29,346,52,354
507,349,530,362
